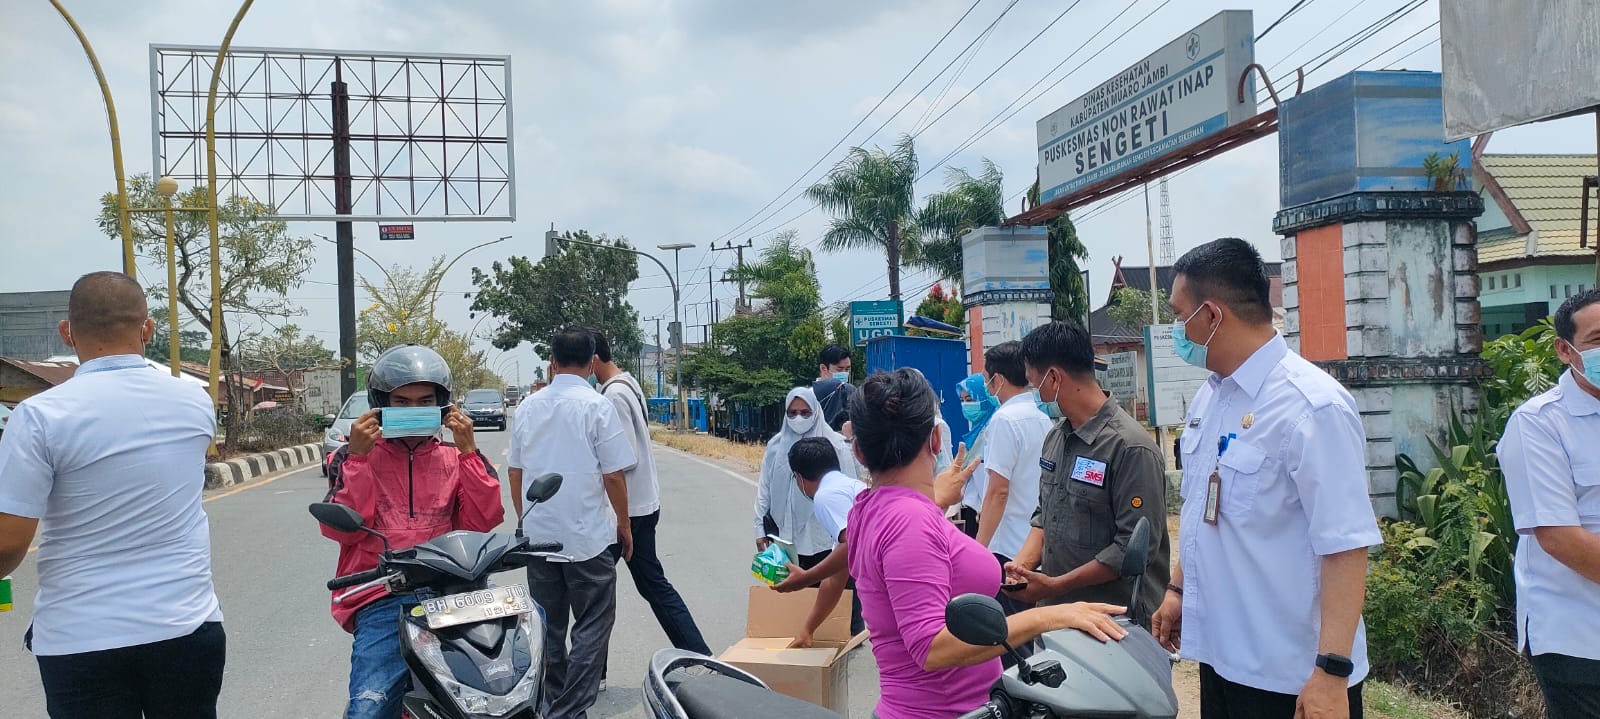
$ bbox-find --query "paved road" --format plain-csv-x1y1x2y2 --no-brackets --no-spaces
0,425,881,716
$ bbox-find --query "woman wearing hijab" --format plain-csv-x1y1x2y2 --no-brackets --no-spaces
753,387,857,565
936,374,1000,538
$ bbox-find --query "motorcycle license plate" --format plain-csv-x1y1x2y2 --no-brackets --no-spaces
420,585,534,630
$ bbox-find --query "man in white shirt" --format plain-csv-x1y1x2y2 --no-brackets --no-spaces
776,436,867,647
974,340,1053,612
1151,238,1380,719
591,330,709,659
1498,289,1600,719
0,271,225,718
508,327,635,719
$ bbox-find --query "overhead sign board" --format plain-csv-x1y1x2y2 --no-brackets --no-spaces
1036,10,1255,204
379,224,416,241
1441,0,1600,141
851,300,904,346
1143,324,1211,427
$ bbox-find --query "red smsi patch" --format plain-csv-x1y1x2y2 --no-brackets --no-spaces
1070,456,1108,486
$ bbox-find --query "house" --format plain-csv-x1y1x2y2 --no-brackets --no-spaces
0,357,78,405
1474,153,1600,338
1087,258,1284,423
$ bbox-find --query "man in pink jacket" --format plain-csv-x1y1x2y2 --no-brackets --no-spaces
321,345,505,719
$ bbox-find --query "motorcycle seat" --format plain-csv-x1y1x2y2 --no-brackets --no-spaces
673,673,844,719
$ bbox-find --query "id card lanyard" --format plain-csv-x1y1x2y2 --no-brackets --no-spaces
1202,433,1236,525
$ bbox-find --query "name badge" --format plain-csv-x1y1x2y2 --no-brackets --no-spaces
1069,456,1107,487
1039,457,1057,473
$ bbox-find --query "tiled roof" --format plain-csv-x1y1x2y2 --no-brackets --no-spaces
1477,154,1597,264
1,357,78,386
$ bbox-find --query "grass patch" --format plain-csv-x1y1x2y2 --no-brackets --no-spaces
649,426,765,472
1367,680,1464,719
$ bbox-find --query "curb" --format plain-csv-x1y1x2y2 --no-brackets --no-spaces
205,443,321,490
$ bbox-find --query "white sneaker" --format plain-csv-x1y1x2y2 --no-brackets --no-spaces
598,678,608,692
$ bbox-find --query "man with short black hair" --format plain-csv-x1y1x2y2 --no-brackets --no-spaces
975,341,1052,618
1004,320,1170,630
0,271,226,718
591,330,710,658
1499,288,1600,719
1151,238,1380,719
778,436,867,647
509,326,635,719
813,344,855,432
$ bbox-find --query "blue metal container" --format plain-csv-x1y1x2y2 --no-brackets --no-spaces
864,335,970,442
1279,71,1472,209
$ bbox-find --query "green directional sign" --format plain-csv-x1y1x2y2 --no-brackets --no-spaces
851,300,904,346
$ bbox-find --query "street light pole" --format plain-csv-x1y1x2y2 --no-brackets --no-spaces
160,178,181,377
547,229,694,429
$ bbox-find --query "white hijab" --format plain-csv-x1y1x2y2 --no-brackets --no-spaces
754,387,859,556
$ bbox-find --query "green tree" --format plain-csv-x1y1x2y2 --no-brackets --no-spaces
682,234,826,404
1107,286,1174,329
96,173,314,359
915,159,1007,284
806,135,921,301
909,283,966,337
355,257,451,361
146,307,211,364
1048,214,1089,323
234,323,337,373
469,230,643,365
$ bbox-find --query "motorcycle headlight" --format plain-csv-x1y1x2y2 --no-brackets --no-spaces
403,615,542,717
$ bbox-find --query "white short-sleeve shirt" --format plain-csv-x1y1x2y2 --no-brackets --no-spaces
981,393,1053,560
509,374,636,562
0,354,223,656
1176,335,1382,694
813,469,867,543
1499,370,1600,660
600,372,660,517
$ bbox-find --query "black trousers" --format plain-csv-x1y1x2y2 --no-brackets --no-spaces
601,511,713,682
957,506,980,539
1529,652,1600,719
1199,663,1363,719
34,621,226,719
799,549,865,636
528,554,617,719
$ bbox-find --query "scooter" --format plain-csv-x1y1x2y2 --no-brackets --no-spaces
642,648,844,719
311,472,569,719
948,517,1180,719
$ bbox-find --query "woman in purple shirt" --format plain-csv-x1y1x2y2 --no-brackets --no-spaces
846,369,1127,719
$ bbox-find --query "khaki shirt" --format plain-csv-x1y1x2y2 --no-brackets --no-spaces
1033,397,1171,622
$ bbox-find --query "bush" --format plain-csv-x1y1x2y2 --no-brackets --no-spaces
229,408,320,454
1366,521,1496,668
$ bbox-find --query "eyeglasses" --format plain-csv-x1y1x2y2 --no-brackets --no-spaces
786,409,814,419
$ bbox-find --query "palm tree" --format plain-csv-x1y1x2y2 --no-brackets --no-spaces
805,135,920,300
914,159,1007,284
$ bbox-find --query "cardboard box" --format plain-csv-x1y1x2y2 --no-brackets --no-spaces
719,586,869,713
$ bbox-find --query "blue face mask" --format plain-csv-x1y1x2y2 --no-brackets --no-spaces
1576,345,1600,388
1172,303,1218,370
1030,369,1064,420
961,401,985,422
832,371,850,383
380,406,443,438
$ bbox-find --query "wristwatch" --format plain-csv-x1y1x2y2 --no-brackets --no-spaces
1315,653,1354,678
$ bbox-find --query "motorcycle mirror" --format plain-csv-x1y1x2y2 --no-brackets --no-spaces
945,593,1009,647
309,502,366,533
526,473,563,505
1121,517,1151,579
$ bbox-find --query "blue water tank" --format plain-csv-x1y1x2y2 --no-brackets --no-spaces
864,335,970,441
1279,71,1472,208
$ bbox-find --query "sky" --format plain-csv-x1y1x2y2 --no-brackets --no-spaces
3,0,1595,380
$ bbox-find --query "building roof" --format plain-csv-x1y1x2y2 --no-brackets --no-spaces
1110,262,1283,304
1476,154,1598,265
1,357,78,386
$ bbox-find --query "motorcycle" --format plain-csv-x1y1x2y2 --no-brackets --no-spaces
642,648,844,719
311,472,569,719
948,517,1179,719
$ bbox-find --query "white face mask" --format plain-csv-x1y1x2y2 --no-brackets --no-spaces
786,413,817,434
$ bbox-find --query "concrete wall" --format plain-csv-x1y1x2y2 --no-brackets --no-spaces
0,291,71,361
1480,263,1598,337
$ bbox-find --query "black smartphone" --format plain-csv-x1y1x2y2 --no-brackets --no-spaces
1001,581,1027,592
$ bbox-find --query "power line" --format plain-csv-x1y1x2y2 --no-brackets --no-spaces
1382,36,1439,70
730,0,1026,245
711,0,992,244
1256,0,1317,42
1355,19,1439,71
918,0,1170,180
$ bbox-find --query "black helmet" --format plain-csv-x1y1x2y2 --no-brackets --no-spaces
367,344,453,408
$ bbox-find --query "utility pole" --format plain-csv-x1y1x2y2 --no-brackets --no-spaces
332,59,357,401
654,317,663,398
712,239,754,309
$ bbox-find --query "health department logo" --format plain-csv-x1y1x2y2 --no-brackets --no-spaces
1186,33,1200,60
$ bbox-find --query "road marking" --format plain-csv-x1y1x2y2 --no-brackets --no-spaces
654,444,758,489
